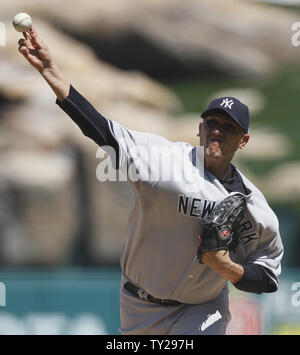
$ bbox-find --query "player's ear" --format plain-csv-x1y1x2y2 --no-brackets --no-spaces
197,121,203,137
239,134,250,149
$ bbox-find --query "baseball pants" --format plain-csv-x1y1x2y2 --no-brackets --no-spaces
119,275,231,335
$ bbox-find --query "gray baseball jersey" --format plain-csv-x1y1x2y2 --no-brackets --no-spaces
102,119,283,305
56,86,284,334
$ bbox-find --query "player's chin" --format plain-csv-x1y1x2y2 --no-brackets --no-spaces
205,146,223,159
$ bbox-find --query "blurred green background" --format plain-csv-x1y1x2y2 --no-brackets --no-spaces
165,65,300,176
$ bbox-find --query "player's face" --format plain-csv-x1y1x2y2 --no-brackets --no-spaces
198,114,250,160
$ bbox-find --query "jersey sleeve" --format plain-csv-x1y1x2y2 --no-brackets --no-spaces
245,213,284,291
56,85,172,175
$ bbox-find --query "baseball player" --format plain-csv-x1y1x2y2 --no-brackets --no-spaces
18,27,283,335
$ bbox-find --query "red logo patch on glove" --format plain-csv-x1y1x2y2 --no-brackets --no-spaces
219,228,231,240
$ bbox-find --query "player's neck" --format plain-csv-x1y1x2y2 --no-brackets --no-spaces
205,158,233,181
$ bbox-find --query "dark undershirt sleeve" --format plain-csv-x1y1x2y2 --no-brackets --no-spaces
233,263,278,294
56,85,121,167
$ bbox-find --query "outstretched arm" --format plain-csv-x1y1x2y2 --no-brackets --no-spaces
18,27,122,168
18,26,70,101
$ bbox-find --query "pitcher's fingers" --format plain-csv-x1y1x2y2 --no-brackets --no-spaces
29,26,45,49
18,39,25,46
23,29,34,41
19,46,29,56
18,37,35,50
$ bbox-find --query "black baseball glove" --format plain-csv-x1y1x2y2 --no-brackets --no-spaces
197,193,247,262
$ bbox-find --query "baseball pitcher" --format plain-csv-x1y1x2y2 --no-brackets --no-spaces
18,27,283,335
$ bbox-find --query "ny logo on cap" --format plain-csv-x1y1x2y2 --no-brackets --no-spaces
220,98,234,109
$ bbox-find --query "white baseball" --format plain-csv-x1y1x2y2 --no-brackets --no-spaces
13,13,32,32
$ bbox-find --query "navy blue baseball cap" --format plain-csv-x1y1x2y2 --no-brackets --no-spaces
201,97,250,133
